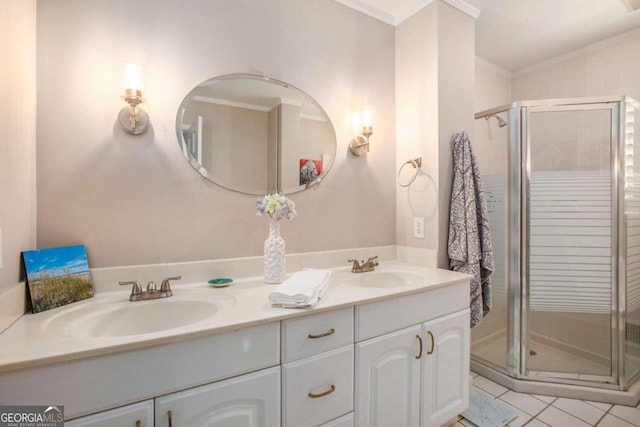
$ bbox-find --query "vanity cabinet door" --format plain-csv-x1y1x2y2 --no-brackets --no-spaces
354,325,422,427
64,400,153,427
154,366,280,427
421,310,470,427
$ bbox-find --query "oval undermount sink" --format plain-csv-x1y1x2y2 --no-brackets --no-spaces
335,269,425,288
44,292,231,338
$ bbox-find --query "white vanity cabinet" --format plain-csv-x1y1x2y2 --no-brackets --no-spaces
64,400,154,427
354,282,470,427
0,264,470,427
154,366,280,427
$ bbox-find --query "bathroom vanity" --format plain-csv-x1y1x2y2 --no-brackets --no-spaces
0,263,470,426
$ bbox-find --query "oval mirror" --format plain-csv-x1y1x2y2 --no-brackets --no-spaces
176,74,337,195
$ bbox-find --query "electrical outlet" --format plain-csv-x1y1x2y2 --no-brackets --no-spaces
413,217,425,238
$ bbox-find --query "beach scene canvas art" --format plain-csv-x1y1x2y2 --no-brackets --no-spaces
23,244,94,313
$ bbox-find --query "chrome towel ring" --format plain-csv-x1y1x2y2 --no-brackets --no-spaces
398,157,422,187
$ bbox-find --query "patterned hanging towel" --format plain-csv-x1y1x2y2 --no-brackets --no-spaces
448,131,494,328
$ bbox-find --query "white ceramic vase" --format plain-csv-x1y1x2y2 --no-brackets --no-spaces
264,219,286,284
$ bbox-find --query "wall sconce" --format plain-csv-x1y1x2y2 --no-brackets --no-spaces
118,64,150,135
349,108,374,156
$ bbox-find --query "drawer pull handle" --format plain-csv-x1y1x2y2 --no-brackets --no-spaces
427,330,435,355
308,384,336,398
415,334,423,359
167,410,173,427
136,421,141,427
308,328,335,339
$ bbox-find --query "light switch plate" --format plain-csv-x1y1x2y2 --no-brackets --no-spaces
413,217,424,238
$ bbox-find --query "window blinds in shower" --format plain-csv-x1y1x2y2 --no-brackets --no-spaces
484,171,616,314
528,170,612,314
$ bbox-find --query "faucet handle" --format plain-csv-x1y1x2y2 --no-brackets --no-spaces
347,259,361,267
119,281,143,296
160,275,182,293
366,256,379,265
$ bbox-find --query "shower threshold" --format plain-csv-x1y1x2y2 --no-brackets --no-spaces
470,359,640,406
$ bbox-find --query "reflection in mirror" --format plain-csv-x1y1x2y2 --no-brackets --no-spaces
177,74,337,195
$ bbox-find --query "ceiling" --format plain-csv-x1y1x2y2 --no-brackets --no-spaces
338,0,640,72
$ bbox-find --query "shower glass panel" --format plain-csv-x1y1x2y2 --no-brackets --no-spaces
626,100,640,383
524,106,614,381
471,112,510,371
472,97,640,401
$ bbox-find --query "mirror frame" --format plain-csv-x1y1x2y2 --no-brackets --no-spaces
176,74,337,195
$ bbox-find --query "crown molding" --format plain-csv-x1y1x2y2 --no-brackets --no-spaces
334,0,396,25
394,0,435,25
335,0,479,26
441,0,480,19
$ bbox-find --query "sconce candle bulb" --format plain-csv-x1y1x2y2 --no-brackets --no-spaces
118,63,150,135
349,107,374,156
124,64,144,92
361,108,374,138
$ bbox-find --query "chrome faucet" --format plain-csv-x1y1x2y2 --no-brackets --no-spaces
348,256,379,273
119,276,182,301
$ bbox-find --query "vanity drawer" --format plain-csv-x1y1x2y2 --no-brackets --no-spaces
282,345,354,427
321,412,354,427
281,306,353,363
355,281,469,342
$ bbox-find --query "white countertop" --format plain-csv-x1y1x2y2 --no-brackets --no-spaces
0,262,470,373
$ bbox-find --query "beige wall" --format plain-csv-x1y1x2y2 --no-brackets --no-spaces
435,3,476,269
475,57,511,113
36,0,396,268
395,3,439,254
395,1,476,268
0,0,37,292
473,58,511,176
512,29,640,101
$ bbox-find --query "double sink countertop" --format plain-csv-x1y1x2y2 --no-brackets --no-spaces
0,262,470,373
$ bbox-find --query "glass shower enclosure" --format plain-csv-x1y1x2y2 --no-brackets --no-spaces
472,96,640,401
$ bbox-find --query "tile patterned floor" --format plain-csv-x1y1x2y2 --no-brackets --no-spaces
449,372,640,427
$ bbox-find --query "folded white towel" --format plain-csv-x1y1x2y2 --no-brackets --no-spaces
269,269,332,308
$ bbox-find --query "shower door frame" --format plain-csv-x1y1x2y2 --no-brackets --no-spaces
512,98,624,388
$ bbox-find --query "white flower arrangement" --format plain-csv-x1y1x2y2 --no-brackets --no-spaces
256,193,297,221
